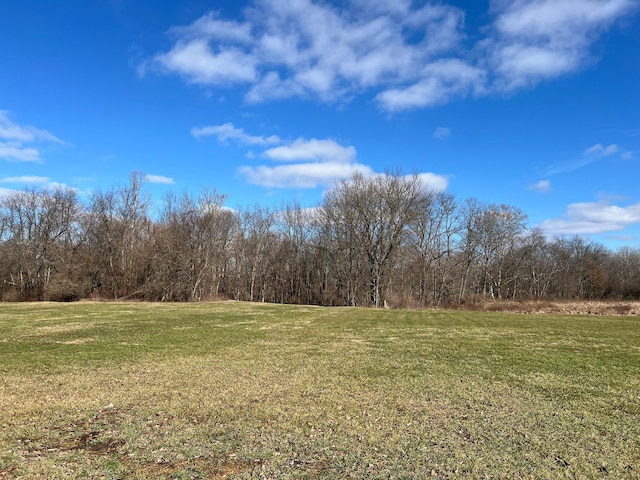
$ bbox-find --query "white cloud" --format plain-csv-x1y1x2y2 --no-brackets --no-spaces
538,199,640,235
349,0,412,16
193,121,451,190
264,138,356,163
153,40,257,85
621,151,634,159
239,162,374,189
0,187,19,198
529,179,551,193
191,123,280,145
375,59,485,111
0,143,41,162
488,0,636,90
145,174,174,184
147,1,470,108
237,136,448,190
493,0,634,39
490,43,579,87
191,119,368,188
433,127,452,139
0,111,62,144
245,72,305,103
1,176,50,184
416,173,449,193
0,111,63,162
144,0,635,111
245,0,465,99
240,137,363,188
172,12,253,44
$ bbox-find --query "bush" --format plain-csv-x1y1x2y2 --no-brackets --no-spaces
44,277,89,302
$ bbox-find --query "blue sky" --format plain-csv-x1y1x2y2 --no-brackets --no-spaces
1,0,639,247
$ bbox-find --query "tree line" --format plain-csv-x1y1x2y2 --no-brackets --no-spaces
1,171,639,306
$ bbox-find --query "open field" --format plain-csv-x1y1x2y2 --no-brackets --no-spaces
1,302,639,479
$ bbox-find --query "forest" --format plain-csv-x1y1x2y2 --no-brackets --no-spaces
1,171,639,306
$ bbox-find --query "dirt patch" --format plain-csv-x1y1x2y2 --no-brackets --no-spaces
13,404,257,479
130,458,256,479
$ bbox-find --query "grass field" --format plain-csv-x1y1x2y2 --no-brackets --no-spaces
0,302,639,479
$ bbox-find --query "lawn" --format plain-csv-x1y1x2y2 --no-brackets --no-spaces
0,302,638,479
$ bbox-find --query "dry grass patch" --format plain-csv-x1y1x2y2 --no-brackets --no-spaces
464,299,640,316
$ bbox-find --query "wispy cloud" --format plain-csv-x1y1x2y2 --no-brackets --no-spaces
0,111,62,144
538,199,640,235
545,157,596,176
1,176,51,185
0,175,74,192
144,0,636,111
584,143,634,159
433,127,452,140
546,142,633,175
0,111,63,162
191,123,280,145
604,233,637,242
0,144,41,162
584,143,619,156
529,179,551,193
145,174,175,185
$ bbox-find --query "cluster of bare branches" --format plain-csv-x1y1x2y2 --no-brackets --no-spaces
1,172,639,306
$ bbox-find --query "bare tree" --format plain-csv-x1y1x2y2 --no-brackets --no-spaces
1,171,639,306
272,202,317,304
321,171,428,307
232,205,277,302
407,191,461,306
153,188,230,301
456,198,484,303
610,246,640,298
85,172,151,299
0,187,81,300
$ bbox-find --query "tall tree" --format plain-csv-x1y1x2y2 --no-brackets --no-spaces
85,172,151,299
0,187,81,300
407,191,461,306
321,171,428,307
153,188,230,301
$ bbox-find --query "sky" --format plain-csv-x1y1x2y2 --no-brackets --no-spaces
1,0,639,248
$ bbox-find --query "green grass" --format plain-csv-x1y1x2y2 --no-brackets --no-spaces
0,302,639,479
